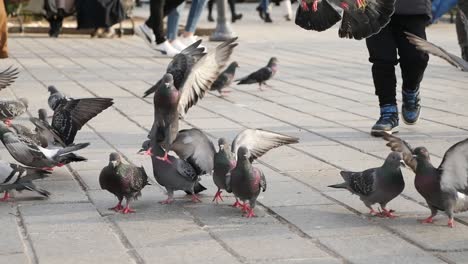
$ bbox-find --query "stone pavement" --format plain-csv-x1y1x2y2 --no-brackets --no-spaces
1,3,468,264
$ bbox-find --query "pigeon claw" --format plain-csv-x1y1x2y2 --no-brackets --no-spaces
160,198,174,204
121,206,135,214
377,208,397,218
241,202,250,213
212,190,224,203
312,0,318,12
156,153,173,164
0,192,10,202
340,1,350,10
232,199,242,208
243,208,257,218
448,219,455,228
3,119,12,127
420,216,434,224
109,203,124,212
301,0,309,11
191,194,202,203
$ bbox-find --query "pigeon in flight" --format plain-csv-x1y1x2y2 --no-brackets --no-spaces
236,57,278,91
0,160,51,201
147,38,238,164
384,134,468,228
214,129,299,206
0,66,19,91
99,152,150,214
0,98,28,127
210,61,240,96
295,0,396,40
329,152,405,217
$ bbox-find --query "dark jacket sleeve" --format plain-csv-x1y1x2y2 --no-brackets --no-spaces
395,0,432,16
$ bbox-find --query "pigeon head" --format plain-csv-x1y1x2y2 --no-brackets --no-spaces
162,73,174,87
137,140,152,156
229,61,239,69
413,147,430,161
268,57,278,67
19,98,28,107
48,86,59,94
109,152,122,168
384,152,405,168
38,109,48,121
237,146,251,161
218,138,230,151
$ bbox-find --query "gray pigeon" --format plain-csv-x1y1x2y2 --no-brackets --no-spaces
10,123,49,147
0,122,89,170
328,152,405,218
229,146,267,218
148,38,238,164
148,144,203,204
99,152,150,214
384,134,468,228
214,129,299,205
0,98,28,126
210,61,240,96
0,160,51,201
406,31,468,72
236,57,278,90
45,86,114,146
0,66,19,91
295,0,395,40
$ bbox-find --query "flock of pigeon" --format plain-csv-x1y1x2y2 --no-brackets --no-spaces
0,0,467,226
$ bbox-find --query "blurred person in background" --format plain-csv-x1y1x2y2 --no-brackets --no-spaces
76,0,125,38
0,0,7,58
44,0,75,38
457,0,468,60
207,0,243,23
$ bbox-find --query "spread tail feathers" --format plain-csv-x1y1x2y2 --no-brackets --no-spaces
57,143,90,156
22,182,51,197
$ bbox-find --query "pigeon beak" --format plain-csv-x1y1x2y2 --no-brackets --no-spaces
164,82,170,87
219,144,224,149
412,155,417,158
111,161,118,167
399,160,406,168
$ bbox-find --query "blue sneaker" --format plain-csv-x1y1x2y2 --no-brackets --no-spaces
402,88,421,125
371,104,399,137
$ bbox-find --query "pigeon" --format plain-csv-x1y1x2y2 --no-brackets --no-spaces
148,38,238,163
384,134,468,228
0,66,19,91
214,129,299,205
139,128,211,194
210,61,240,96
0,160,51,201
0,98,28,126
228,146,267,218
99,152,150,214
146,143,204,204
10,123,49,147
236,57,278,91
406,31,468,72
43,86,114,146
142,38,238,98
328,152,405,217
295,0,395,40
0,122,89,170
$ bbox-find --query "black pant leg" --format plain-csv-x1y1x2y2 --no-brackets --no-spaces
366,21,399,106
394,15,429,92
228,0,236,17
163,0,185,15
146,0,166,44
208,0,214,16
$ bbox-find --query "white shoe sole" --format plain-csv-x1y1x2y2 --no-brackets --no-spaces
371,126,399,137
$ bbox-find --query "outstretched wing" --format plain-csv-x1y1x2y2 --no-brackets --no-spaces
439,139,468,194
2,133,45,166
52,98,113,145
232,129,299,162
406,32,468,72
383,134,417,172
177,38,238,117
30,117,67,147
0,66,19,90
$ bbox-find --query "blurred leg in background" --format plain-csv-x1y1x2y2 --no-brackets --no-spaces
0,0,8,58
457,0,468,60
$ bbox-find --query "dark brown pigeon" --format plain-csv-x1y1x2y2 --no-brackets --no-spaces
236,57,278,91
0,160,51,201
384,134,468,228
0,66,19,91
210,61,239,96
99,152,150,214
295,0,395,40
228,146,267,218
214,129,299,206
329,152,405,218
0,98,28,127
148,38,238,164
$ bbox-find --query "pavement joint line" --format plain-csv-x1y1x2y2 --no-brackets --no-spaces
14,205,39,264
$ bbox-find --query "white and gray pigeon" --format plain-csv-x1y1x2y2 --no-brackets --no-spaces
44,86,114,146
328,152,405,218
0,98,28,127
0,66,19,91
210,61,240,96
99,152,150,214
147,143,204,204
228,146,267,218
0,160,51,201
146,38,238,164
236,58,278,91
384,134,468,228
295,0,395,40
214,129,299,206
0,122,89,170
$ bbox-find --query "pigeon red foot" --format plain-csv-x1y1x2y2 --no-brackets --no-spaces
420,216,434,224
121,206,135,214
244,208,256,218
160,197,175,204
0,192,10,201
212,190,224,203
377,209,397,218
232,199,242,208
109,202,124,211
3,119,12,127
241,202,250,213
191,194,202,203
156,152,173,164
448,218,455,228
